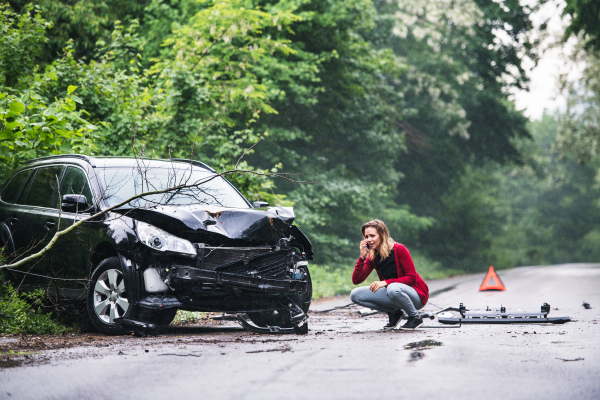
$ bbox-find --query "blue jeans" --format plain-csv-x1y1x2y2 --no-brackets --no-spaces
350,283,424,318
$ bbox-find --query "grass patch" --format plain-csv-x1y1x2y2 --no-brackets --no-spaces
310,264,377,299
0,350,40,356
172,310,206,324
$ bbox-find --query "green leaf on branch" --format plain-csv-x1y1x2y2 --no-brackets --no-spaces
9,101,25,115
0,129,13,140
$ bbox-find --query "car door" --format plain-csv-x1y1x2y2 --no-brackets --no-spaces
45,165,94,290
0,168,36,258
19,165,65,286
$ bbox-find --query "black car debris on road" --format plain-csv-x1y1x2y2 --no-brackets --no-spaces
0,155,313,334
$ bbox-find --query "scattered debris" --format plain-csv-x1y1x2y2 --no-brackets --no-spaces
246,345,292,353
404,340,443,350
357,308,382,317
159,353,202,357
237,313,308,335
404,340,442,362
582,302,591,309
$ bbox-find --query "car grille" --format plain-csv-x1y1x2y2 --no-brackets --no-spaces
211,249,290,279
201,247,272,270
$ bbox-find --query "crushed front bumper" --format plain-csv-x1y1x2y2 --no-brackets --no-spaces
170,265,308,294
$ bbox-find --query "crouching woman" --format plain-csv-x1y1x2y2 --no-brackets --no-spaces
350,220,429,330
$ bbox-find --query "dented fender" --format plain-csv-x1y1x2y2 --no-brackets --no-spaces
114,206,310,253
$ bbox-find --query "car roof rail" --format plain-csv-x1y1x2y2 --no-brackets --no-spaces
21,155,215,172
23,154,94,166
171,158,217,173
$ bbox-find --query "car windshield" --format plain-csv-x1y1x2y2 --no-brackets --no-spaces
96,166,250,209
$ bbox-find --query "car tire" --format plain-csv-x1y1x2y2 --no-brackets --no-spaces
87,256,135,335
247,266,312,327
247,309,285,327
295,266,313,314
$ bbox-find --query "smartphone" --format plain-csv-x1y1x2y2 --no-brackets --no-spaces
365,242,370,249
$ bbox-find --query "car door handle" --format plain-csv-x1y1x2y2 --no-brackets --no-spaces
8,217,18,225
45,220,56,230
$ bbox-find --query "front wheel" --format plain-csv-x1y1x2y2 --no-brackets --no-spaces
87,257,133,335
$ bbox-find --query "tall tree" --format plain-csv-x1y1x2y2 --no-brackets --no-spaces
563,0,600,51
0,5,99,180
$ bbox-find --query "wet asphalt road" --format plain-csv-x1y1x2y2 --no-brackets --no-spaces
1,263,599,400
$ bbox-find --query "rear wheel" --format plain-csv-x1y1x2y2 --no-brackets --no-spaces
87,257,133,335
247,266,312,327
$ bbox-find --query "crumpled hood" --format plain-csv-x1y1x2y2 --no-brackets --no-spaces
118,205,296,243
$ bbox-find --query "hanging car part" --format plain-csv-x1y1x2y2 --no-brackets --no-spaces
237,296,309,334
114,317,158,337
236,313,308,334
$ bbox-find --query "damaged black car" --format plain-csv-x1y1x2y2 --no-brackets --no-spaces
0,155,313,334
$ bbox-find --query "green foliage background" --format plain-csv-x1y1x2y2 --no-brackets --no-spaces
1,0,600,306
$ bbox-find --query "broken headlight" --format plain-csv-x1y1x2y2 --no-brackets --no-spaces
136,221,196,256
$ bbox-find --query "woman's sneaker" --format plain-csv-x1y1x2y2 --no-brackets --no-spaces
400,316,423,330
384,310,405,330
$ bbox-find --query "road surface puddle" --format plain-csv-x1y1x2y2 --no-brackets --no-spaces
404,340,443,362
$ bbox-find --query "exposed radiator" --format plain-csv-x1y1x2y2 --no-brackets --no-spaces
199,246,272,270
215,250,290,279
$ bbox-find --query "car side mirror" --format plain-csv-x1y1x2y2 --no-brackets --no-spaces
253,201,269,208
61,194,90,213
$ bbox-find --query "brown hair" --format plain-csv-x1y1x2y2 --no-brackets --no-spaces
361,219,395,260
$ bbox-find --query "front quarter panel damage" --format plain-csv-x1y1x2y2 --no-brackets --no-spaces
118,206,301,244
105,205,312,323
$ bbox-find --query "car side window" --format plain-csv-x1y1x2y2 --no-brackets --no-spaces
60,167,93,204
16,172,35,205
26,166,64,208
0,169,33,204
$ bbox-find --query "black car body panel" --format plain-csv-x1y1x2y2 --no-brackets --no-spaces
0,155,313,332
119,205,294,242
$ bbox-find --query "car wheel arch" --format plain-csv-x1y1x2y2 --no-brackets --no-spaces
90,242,119,272
0,222,16,256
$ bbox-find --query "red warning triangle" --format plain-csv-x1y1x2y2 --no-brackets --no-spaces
479,265,506,291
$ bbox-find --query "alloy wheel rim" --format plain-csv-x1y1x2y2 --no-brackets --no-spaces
93,268,129,324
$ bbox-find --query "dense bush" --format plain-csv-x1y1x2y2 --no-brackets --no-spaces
0,251,69,334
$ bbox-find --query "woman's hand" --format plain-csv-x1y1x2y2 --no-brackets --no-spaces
369,280,388,292
359,240,369,259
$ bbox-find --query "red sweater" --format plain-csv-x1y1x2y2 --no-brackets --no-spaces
352,243,429,305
